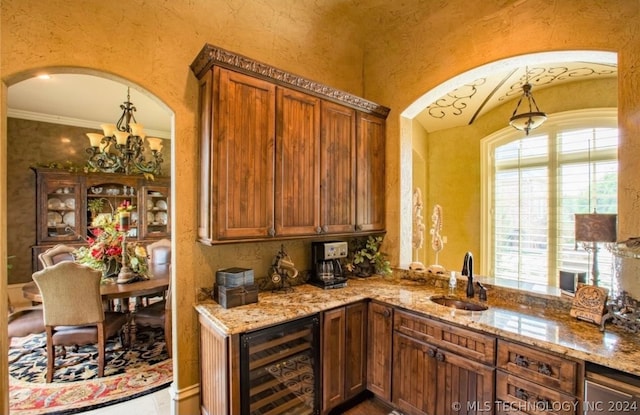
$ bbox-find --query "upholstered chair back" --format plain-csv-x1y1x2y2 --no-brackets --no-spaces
38,244,76,268
32,262,105,327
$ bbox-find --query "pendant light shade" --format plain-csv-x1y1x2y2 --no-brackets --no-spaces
509,70,547,136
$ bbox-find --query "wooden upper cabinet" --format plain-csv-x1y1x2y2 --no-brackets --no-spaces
320,101,357,234
275,87,321,236
214,67,276,240
191,45,389,243
356,112,386,232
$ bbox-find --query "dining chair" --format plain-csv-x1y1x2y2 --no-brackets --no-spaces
8,296,44,342
138,238,171,307
38,244,76,268
134,281,172,357
32,261,129,382
146,238,171,266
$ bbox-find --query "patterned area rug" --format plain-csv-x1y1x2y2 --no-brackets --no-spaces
9,326,172,414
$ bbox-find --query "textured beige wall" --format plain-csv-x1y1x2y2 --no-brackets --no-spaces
2,0,639,411
1,0,366,405
359,0,640,290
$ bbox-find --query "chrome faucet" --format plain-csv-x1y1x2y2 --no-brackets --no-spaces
462,252,474,298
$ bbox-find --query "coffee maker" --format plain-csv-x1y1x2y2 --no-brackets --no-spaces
310,241,348,289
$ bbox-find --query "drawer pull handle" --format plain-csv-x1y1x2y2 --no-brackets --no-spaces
515,354,529,367
538,363,552,376
435,351,445,362
515,388,529,401
537,398,551,411
427,348,436,358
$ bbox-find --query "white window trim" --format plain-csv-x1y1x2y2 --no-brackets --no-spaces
480,108,618,278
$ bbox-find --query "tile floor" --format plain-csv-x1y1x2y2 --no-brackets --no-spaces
78,386,172,414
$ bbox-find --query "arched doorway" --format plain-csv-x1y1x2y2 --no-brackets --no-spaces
3,68,175,411
399,51,617,273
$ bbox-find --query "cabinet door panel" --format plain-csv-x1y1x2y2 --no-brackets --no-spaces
392,333,437,415
345,301,367,399
275,87,321,236
216,68,276,239
367,302,393,400
356,112,385,232
320,101,356,234
436,350,495,415
322,307,345,412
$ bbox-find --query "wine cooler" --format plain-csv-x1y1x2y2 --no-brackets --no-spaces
240,315,320,415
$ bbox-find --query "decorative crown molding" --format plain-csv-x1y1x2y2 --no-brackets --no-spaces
190,44,390,118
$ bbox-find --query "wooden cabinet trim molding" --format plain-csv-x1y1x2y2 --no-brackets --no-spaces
191,44,390,118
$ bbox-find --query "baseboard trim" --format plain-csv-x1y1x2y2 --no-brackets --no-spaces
170,382,200,415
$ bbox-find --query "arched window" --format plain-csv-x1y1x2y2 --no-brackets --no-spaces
481,109,618,290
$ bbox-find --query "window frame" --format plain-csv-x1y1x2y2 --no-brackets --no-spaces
480,108,618,286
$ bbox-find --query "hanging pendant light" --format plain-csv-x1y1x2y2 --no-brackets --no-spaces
509,67,547,135
85,87,164,176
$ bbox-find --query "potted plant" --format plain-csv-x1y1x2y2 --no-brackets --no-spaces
346,235,392,277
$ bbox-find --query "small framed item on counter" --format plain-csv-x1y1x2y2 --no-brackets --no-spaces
570,284,609,325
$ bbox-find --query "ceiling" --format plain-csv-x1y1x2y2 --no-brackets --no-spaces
7,74,173,139
6,62,616,137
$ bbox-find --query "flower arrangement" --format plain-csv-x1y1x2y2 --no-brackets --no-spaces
74,201,148,279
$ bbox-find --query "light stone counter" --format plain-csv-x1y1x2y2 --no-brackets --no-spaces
195,276,640,377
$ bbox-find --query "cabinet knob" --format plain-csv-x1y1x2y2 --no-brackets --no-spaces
427,348,436,358
355,224,363,231
382,309,391,318
316,226,323,234
435,351,445,362
268,227,276,237
514,354,529,368
322,225,329,233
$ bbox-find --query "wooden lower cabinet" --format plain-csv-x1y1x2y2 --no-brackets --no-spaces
322,301,367,414
367,301,393,401
393,332,495,415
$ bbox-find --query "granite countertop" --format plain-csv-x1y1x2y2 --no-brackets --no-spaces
195,275,640,377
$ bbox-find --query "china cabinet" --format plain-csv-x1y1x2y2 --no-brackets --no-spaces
32,168,170,271
191,44,389,244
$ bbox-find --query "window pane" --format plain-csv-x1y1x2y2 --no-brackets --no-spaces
491,123,617,291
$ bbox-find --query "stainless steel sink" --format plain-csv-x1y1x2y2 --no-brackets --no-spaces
429,295,488,311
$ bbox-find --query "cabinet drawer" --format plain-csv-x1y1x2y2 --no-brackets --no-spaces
497,370,577,415
393,309,495,365
497,340,581,395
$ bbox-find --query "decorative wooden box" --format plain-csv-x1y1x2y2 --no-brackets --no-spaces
214,284,259,309
215,267,255,287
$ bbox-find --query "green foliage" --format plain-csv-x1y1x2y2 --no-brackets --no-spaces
347,235,392,276
31,161,84,173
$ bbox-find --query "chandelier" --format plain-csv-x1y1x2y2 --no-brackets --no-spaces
509,67,547,136
86,88,164,176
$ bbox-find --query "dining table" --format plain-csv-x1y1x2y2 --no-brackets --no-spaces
22,263,170,344
22,263,170,304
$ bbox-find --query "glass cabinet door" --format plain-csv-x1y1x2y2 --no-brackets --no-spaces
86,181,138,238
140,185,170,239
39,175,83,243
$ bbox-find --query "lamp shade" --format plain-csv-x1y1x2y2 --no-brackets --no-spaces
575,213,617,242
